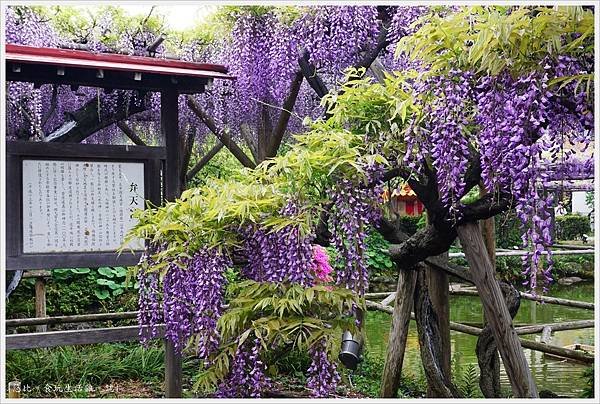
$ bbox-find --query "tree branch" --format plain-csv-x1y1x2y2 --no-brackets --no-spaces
47,93,147,143
117,121,147,146
240,123,259,164
186,142,225,182
41,84,58,129
267,70,304,158
186,96,256,169
298,50,329,99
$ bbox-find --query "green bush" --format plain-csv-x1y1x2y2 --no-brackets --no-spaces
398,215,424,236
364,230,394,277
555,214,591,241
495,212,522,249
347,351,426,398
6,268,138,318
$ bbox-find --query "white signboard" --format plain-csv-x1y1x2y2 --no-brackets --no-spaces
22,160,145,253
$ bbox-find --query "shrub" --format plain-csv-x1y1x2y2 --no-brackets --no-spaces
495,212,522,249
398,215,424,236
555,214,591,241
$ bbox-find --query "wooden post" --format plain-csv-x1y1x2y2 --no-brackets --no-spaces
426,257,450,396
32,271,48,333
457,222,538,398
479,185,496,268
425,209,451,397
380,268,417,397
161,89,183,398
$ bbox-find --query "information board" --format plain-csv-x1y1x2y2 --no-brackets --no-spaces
22,160,145,253
6,141,165,270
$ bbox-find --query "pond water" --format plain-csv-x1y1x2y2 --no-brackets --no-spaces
364,282,594,397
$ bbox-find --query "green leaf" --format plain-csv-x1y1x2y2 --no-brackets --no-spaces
94,289,110,299
98,267,115,278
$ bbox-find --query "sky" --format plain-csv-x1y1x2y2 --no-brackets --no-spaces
83,3,219,31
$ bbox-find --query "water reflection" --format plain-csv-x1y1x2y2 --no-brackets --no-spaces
365,282,594,397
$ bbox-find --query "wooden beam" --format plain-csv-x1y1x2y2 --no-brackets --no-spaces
365,301,594,364
266,70,304,158
34,276,47,333
6,325,164,350
380,268,417,397
186,142,224,182
6,311,138,327
117,121,147,146
186,96,256,169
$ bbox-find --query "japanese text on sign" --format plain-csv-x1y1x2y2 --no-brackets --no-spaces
22,160,145,253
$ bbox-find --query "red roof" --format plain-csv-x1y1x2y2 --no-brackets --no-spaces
5,44,233,81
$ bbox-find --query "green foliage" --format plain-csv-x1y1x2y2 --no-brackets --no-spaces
555,214,591,240
492,253,594,283
125,125,386,266
457,364,482,398
580,365,594,398
348,352,426,398
193,281,362,393
399,6,594,80
53,267,135,301
5,341,198,398
6,268,138,318
398,215,424,236
495,212,523,248
364,230,394,277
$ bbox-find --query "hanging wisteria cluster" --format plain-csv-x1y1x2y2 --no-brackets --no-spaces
330,171,384,295
215,338,271,398
242,202,315,287
137,248,230,356
306,339,341,397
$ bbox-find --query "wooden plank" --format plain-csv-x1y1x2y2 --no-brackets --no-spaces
6,325,164,350
7,141,166,160
515,320,594,335
449,249,594,258
426,254,451,396
457,222,538,398
6,311,138,327
7,251,141,271
7,61,210,94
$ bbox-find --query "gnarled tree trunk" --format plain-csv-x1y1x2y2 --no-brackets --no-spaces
414,267,462,397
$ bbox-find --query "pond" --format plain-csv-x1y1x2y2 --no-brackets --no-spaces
364,282,594,397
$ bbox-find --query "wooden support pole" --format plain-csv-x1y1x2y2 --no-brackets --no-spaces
457,222,538,398
479,185,496,268
161,89,183,398
426,255,451,397
34,274,47,333
380,268,417,397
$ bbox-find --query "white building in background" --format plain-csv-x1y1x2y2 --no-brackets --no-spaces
572,191,592,215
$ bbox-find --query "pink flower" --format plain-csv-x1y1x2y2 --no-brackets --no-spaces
312,245,333,283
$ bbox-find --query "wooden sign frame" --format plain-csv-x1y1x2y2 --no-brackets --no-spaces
6,141,165,270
